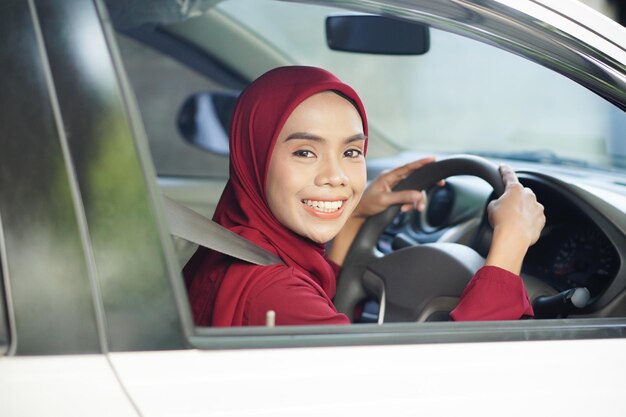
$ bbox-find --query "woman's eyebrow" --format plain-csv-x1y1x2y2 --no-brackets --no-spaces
285,132,323,142
284,132,367,143
346,133,367,143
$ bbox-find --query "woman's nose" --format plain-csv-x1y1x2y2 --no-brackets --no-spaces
315,157,348,187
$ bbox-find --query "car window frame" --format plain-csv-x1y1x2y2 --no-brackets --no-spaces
0,215,11,356
187,318,626,349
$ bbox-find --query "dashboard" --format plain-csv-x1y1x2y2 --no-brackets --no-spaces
378,171,625,314
516,176,621,299
524,222,618,297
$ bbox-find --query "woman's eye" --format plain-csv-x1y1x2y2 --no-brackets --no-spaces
293,149,315,158
344,149,363,158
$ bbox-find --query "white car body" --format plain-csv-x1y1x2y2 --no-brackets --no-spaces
1,0,626,416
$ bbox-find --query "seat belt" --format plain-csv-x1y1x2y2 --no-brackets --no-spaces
163,196,282,266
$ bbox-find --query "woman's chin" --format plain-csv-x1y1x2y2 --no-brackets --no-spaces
307,233,335,245
291,210,353,244
301,226,342,245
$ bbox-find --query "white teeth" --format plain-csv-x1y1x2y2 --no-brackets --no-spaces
302,199,344,212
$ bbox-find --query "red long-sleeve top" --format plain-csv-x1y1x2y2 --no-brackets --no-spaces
240,264,533,325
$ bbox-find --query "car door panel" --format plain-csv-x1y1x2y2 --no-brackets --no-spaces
0,355,138,416
109,338,626,416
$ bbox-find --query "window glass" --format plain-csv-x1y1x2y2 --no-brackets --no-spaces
216,0,626,170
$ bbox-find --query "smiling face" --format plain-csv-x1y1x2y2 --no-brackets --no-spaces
265,91,367,244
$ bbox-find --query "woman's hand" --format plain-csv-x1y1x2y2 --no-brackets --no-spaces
328,157,438,266
485,165,546,274
353,157,438,218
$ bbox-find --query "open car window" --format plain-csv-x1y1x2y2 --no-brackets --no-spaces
109,0,626,348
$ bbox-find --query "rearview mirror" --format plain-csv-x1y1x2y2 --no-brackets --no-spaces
326,15,430,55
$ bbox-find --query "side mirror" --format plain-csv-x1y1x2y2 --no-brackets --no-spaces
326,14,430,55
177,91,239,156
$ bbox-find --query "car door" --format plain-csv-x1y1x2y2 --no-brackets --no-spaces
2,1,626,416
0,1,144,415
106,1,626,416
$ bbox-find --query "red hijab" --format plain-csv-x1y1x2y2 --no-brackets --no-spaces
184,66,368,326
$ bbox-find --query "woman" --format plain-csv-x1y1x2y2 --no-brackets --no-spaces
184,66,545,326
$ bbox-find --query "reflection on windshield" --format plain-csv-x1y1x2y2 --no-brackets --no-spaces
468,150,595,168
218,0,626,171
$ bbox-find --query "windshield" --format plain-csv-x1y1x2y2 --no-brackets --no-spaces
215,0,626,171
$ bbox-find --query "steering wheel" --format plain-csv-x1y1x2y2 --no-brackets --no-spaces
334,155,505,323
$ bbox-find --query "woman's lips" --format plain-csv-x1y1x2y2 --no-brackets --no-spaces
301,199,346,219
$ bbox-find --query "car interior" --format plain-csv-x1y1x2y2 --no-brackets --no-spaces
105,0,626,326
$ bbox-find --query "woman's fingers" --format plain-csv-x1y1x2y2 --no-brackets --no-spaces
499,164,520,187
383,156,437,187
488,165,546,247
383,190,426,212
354,157,439,218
